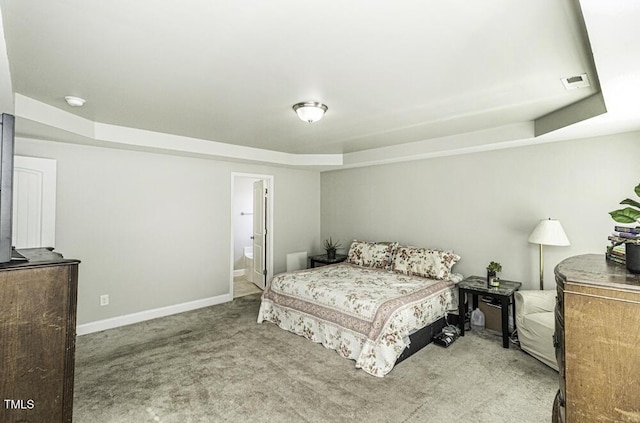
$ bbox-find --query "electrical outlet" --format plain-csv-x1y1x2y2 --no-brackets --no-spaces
100,294,109,306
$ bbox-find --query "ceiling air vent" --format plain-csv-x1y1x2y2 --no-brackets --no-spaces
561,73,590,90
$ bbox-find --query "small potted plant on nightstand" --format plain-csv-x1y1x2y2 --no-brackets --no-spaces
486,261,502,287
323,237,342,260
609,182,640,273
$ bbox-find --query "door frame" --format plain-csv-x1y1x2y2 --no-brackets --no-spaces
230,172,274,296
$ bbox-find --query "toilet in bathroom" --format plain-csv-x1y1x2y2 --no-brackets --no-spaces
243,246,254,283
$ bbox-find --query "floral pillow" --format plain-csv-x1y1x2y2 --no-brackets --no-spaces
392,246,461,280
346,240,398,269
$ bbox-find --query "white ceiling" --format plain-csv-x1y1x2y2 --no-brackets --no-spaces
0,0,639,168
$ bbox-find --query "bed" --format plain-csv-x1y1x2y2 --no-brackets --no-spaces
257,241,462,377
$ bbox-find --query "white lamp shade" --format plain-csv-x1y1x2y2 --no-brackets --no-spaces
528,218,570,246
293,102,327,123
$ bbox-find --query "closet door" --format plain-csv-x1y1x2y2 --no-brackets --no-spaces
12,156,56,248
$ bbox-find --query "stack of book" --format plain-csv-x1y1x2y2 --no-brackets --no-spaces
606,243,627,265
606,225,640,264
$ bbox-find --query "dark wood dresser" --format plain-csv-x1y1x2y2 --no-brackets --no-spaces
553,254,640,423
0,248,80,423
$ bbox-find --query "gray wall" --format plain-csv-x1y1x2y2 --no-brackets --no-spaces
321,132,640,290
16,138,321,325
14,130,640,324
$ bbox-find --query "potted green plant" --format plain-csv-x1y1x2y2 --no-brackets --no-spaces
486,261,502,287
609,182,640,273
323,237,342,260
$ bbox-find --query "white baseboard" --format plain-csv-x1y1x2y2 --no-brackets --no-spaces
76,293,233,336
233,269,245,277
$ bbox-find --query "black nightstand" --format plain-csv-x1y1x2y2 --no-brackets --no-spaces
309,254,347,268
458,275,522,348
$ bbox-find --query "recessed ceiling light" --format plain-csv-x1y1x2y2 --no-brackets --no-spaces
64,96,86,107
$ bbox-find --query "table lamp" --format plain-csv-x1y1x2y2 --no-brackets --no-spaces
528,218,570,290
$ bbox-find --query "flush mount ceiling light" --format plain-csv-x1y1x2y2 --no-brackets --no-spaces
64,96,86,107
292,101,328,123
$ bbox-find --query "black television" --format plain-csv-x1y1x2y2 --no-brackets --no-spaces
0,113,14,263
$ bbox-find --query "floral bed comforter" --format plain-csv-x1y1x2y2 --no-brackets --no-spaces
257,263,460,377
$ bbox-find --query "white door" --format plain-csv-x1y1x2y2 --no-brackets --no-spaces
252,180,267,289
12,156,57,248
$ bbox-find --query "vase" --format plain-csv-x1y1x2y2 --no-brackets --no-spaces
327,249,336,260
626,243,640,274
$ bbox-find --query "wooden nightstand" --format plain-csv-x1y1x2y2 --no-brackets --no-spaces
309,254,347,268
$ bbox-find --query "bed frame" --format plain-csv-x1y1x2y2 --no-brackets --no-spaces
395,312,460,364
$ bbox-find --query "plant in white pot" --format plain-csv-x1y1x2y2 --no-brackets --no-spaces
609,182,640,273
486,261,502,287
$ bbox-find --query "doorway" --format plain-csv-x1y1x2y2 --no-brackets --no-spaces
230,173,273,298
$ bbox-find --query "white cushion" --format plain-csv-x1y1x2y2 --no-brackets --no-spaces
515,290,555,315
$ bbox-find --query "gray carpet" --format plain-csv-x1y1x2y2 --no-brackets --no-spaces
73,294,557,423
